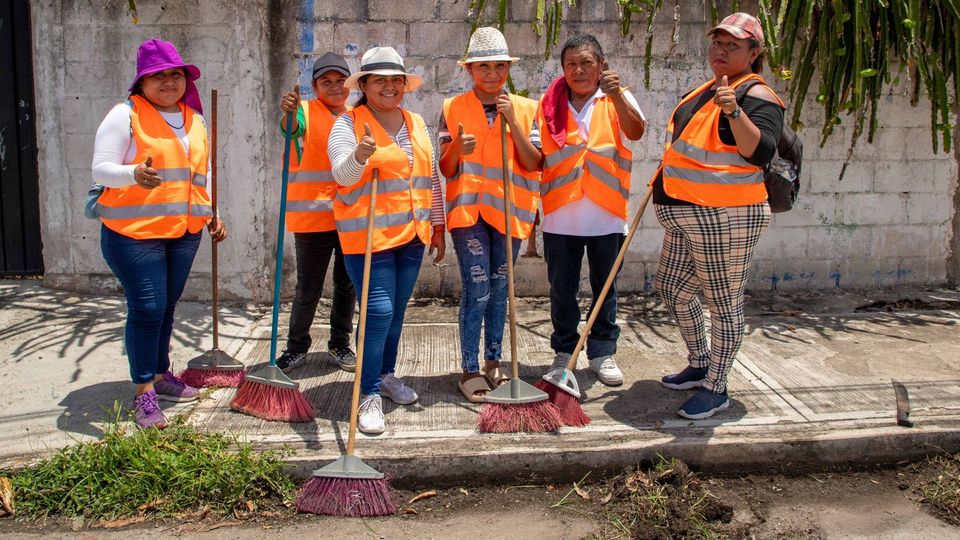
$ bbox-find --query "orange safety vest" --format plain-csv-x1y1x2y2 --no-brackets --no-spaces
442,92,540,239
538,95,632,219
98,95,212,240
286,100,347,233
659,73,784,207
333,106,434,255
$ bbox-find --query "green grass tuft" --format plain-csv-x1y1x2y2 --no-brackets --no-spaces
4,403,296,521
920,453,960,526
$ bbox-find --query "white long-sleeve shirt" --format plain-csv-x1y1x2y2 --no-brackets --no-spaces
327,112,445,226
91,102,212,193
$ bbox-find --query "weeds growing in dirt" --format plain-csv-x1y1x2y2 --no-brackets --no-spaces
1,403,296,521
920,453,960,526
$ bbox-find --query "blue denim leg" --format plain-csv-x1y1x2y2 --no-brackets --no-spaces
584,233,624,359
451,222,492,372
482,223,520,362
100,225,200,384
344,240,424,395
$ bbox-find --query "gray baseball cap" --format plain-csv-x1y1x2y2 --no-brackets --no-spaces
312,52,350,80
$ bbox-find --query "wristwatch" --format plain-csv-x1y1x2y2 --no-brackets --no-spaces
725,106,742,119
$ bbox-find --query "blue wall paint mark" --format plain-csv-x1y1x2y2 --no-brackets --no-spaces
298,0,316,99
782,272,795,281
643,273,654,291
830,271,841,288
769,273,779,290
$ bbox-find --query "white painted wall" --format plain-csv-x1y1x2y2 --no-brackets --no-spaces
31,0,958,301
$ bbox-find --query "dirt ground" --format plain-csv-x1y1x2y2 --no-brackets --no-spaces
3,461,959,539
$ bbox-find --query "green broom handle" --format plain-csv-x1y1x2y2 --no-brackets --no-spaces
269,111,295,368
500,114,520,394
210,89,219,351
565,185,653,372
347,168,378,456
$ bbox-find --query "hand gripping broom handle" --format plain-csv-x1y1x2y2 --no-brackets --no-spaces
564,185,653,372
500,116,520,381
347,169,378,456
268,111,295,368
210,89,220,350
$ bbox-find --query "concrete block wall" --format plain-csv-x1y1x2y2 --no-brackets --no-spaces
31,0,958,301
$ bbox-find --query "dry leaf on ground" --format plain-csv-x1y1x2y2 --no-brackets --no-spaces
0,477,13,515
100,516,147,529
408,490,438,504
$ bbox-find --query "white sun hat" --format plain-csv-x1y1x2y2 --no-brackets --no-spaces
343,46,423,91
457,27,520,66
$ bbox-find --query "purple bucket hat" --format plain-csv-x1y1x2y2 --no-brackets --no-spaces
128,39,203,114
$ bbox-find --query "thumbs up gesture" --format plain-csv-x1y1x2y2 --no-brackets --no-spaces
354,122,377,164
598,58,622,95
455,123,476,155
714,75,738,116
280,83,300,113
134,155,161,189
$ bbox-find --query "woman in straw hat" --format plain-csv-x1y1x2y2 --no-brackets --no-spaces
438,27,542,403
327,46,445,434
655,13,784,419
91,39,226,429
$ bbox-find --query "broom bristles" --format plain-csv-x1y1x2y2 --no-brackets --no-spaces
179,368,245,388
534,379,591,427
230,380,315,422
296,476,395,516
477,400,563,433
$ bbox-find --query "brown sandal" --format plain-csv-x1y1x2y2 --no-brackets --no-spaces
483,362,509,388
458,372,491,403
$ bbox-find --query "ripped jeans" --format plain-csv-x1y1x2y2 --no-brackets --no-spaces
450,218,521,373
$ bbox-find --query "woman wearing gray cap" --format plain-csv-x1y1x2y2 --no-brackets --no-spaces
274,52,358,373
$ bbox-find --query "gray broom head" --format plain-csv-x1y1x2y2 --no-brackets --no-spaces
243,364,299,389
312,454,385,480
540,367,581,399
484,377,549,404
186,348,245,371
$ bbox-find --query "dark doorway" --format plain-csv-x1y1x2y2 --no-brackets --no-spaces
0,0,42,276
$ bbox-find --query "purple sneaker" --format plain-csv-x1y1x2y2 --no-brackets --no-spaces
133,391,168,429
154,371,200,403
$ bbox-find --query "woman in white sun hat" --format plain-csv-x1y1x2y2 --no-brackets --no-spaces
327,46,446,434
437,27,542,403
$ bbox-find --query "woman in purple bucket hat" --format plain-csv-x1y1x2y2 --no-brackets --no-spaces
90,39,227,429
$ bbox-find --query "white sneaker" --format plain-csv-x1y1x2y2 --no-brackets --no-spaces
589,355,624,386
379,373,419,405
549,352,572,373
358,394,385,435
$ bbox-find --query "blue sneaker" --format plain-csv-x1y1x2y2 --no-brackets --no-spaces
661,366,707,390
678,388,729,419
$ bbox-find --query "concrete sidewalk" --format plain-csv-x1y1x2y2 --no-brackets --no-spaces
2,280,959,484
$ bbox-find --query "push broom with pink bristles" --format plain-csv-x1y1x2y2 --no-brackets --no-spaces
230,110,314,423
477,112,562,434
534,185,653,426
181,89,245,388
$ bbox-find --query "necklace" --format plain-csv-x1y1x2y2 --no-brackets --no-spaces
162,112,185,130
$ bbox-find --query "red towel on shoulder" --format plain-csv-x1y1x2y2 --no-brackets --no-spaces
541,76,570,148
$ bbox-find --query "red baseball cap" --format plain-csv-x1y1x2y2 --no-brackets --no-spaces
708,12,764,44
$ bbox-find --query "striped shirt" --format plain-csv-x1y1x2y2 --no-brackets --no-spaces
328,112,445,227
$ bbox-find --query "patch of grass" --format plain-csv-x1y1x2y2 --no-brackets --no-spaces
920,453,960,526
590,456,736,540
2,403,296,521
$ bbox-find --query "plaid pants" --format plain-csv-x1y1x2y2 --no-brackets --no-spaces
654,202,770,393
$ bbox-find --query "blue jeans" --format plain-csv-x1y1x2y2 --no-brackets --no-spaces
543,231,624,360
451,218,520,372
100,224,202,384
343,240,424,395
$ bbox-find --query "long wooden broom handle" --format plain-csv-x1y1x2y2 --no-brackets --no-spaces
500,116,519,380
347,168,378,456
565,185,653,371
210,89,220,350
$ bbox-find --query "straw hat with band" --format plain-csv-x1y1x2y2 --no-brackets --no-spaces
458,27,519,66
128,39,203,115
344,47,423,92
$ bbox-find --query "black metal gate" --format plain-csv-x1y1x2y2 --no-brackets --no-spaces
0,0,42,276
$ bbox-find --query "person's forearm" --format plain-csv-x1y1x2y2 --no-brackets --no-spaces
438,141,461,178
610,92,645,141
729,113,762,159
507,119,543,171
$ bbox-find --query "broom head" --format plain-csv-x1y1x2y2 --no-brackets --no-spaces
478,378,562,433
230,365,314,422
534,377,590,427
296,455,395,516
180,349,245,387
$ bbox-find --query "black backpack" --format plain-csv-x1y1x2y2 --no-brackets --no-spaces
736,81,802,213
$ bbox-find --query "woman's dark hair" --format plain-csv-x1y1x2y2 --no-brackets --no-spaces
353,74,409,107
749,38,765,74
559,34,604,65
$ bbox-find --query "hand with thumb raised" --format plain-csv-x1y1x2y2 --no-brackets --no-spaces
355,122,377,164
714,75,738,115
135,155,161,189
456,122,477,156
280,83,300,114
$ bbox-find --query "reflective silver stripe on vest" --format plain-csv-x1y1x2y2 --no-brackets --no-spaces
450,162,540,193
663,165,763,185
97,202,189,219
543,143,585,168
586,163,629,198
156,167,191,183
540,166,583,196
192,173,206,186
336,207,431,233
481,196,536,224
287,199,334,213
336,178,410,205
290,170,335,183
670,139,751,166
411,175,433,190
587,147,632,172
191,204,213,217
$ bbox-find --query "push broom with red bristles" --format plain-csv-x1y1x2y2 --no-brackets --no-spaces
297,167,395,516
181,89,245,388
230,110,315,423
477,114,562,434
534,185,654,426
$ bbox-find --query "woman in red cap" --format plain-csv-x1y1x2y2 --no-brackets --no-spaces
654,13,785,419
90,39,226,429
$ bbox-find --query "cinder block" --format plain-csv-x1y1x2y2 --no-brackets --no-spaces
904,127,942,160
64,62,125,99
933,159,958,192
333,22,409,56
501,22,545,57
435,58,474,95
370,0,437,20
874,161,934,193
838,192,908,226
314,1,366,20
873,225,947,258
440,0,495,21
407,22,471,57
905,193,953,225
805,225,872,259
806,160,872,194
756,227,808,260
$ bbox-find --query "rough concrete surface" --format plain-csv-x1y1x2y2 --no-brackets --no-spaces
2,280,959,488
